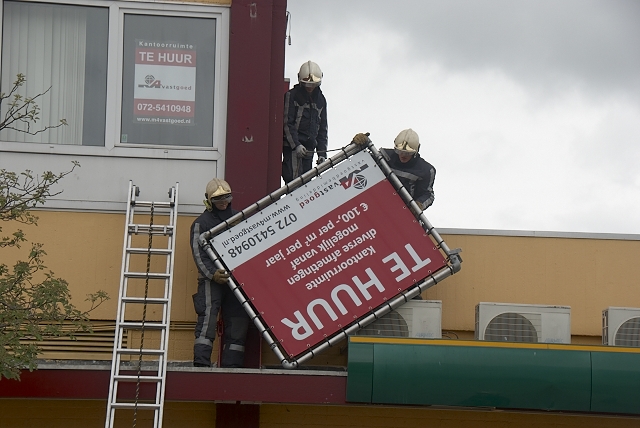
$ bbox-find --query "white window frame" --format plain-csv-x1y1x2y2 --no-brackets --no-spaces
0,0,230,166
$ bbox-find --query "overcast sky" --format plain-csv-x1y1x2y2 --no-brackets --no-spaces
283,0,640,235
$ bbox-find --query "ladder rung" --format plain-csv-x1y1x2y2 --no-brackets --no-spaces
117,348,165,355
119,322,167,330
124,272,170,279
127,247,173,255
121,297,169,304
131,201,173,209
115,375,163,383
128,225,174,236
110,402,161,410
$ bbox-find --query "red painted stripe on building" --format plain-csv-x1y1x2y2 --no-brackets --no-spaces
0,368,347,404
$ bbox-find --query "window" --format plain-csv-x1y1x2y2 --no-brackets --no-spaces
120,14,216,147
1,1,108,146
0,0,226,150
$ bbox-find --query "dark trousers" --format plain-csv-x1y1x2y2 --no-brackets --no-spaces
192,279,249,367
282,146,313,183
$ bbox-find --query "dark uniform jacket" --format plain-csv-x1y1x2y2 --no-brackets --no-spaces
190,206,238,282
381,148,436,209
283,83,328,159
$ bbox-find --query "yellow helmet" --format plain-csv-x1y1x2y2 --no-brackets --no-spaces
205,178,232,200
393,128,420,153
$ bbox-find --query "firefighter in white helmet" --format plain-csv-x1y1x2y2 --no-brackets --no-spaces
353,129,436,210
282,60,328,183
190,178,249,368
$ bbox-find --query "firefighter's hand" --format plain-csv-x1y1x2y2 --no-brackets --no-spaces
410,201,424,217
213,269,230,284
295,145,308,158
352,133,370,145
316,156,326,165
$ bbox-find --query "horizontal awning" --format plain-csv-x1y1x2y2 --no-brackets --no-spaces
347,337,640,415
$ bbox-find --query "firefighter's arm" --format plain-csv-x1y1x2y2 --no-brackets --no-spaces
283,90,300,149
191,221,219,280
316,102,328,160
415,166,436,210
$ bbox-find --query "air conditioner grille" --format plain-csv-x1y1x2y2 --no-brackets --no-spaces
356,311,409,337
485,313,539,343
614,317,640,347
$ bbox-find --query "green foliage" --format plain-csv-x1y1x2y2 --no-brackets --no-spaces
0,164,109,380
0,73,67,136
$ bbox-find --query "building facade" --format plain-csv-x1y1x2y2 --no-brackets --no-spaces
1,1,640,427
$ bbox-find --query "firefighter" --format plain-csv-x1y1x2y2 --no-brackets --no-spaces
353,129,436,210
190,178,249,368
282,60,328,183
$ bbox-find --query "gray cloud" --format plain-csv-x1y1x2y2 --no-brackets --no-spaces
289,0,640,98
285,0,640,234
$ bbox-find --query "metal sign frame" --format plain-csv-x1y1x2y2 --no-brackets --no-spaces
198,142,462,368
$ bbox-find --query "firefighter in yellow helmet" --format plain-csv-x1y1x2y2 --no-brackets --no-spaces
190,178,249,368
353,129,436,210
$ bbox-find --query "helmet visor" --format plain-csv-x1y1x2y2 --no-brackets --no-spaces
395,148,415,157
301,78,320,88
211,193,233,203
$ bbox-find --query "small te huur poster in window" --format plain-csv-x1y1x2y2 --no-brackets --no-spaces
133,39,196,126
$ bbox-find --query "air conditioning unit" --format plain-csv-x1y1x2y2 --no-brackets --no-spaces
602,307,640,347
475,302,571,344
355,300,442,339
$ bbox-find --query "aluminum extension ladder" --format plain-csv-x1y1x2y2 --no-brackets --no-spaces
105,181,179,428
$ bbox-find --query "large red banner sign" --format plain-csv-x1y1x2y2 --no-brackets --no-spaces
212,151,447,357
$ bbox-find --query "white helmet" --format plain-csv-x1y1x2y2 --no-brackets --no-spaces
393,128,420,154
298,60,323,88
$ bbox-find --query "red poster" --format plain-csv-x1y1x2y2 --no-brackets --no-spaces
133,40,196,124
213,151,447,357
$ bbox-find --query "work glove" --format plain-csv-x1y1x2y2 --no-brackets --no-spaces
295,145,308,158
316,156,326,165
410,201,425,217
352,133,370,145
213,269,230,284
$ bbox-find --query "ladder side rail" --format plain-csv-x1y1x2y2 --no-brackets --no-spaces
106,181,137,428
106,182,179,428
130,200,158,427
113,201,142,415
156,183,178,428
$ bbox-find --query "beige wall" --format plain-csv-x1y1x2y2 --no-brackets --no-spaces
0,399,216,428
425,233,640,336
261,404,640,428
8,211,200,322
11,212,640,355
0,400,638,428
